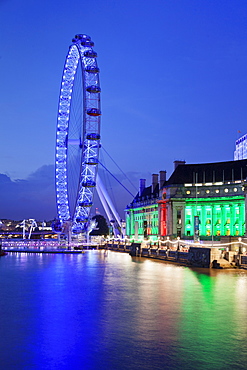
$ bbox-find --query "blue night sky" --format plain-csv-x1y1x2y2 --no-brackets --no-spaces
0,0,247,220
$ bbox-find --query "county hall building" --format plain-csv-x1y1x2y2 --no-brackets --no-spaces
125,159,247,242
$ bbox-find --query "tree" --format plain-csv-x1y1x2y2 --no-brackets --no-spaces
90,215,109,237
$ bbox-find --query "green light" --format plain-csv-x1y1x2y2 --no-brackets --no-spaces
185,196,245,237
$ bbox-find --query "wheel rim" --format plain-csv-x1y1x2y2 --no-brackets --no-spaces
55,34,101,233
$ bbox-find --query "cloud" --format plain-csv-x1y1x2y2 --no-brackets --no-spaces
0,164,149,222
0,165,56,221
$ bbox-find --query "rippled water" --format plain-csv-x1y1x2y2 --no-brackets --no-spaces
0,251,247,369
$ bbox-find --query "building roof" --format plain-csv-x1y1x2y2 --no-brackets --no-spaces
131,184,159,205
165,159,247,185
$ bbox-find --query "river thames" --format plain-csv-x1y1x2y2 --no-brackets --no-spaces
0,250,247,369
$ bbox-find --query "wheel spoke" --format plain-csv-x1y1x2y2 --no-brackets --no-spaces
55,34,101,234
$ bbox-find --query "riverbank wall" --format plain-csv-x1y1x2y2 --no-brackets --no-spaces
102,243,247,269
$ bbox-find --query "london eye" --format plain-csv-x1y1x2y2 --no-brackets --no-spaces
55,34,101,234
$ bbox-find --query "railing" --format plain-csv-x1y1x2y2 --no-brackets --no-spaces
240,255,247,266
1,239,82,250
2,240,61,248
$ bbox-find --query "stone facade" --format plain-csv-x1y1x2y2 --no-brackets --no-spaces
126,159,247,243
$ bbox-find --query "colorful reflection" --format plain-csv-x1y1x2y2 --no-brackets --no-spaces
0,252,247,369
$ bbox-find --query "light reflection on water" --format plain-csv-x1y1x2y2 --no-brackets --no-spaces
0,251,247,369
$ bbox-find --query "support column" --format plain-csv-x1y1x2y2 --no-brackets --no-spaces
229,204,234,236
240,202,245,235
181,202,185,237
211,204,215,237
158,201,167,237
201,205,206,236
220,205,224,236
166,201,173,236
244,184,247,236
222,205,226,236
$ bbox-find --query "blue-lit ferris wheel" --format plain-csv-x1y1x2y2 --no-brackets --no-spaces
55,34,101,234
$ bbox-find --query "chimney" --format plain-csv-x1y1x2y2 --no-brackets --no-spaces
159,170,166,188
174,160,186,170
152,174,158,193
139,179,146,197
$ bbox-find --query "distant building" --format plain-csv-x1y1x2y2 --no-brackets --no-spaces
234,133,247,160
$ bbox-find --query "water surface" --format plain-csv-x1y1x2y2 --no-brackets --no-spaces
0,251,247,369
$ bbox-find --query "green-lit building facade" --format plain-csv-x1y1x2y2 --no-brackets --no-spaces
126,160,247,241
125,174,164,242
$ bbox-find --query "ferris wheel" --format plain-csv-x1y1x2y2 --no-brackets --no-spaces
55,34,101,233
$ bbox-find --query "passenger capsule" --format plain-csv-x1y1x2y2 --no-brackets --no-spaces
86,85,101,93
87,108,101,116
79,202,93,207
81,40,94,47
82,218,89,223
84,50,97,58
85,66,100,73
81,181,96,188
85,157,98,165
75,34,91,40
86,133,100,140
75,218,88,224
